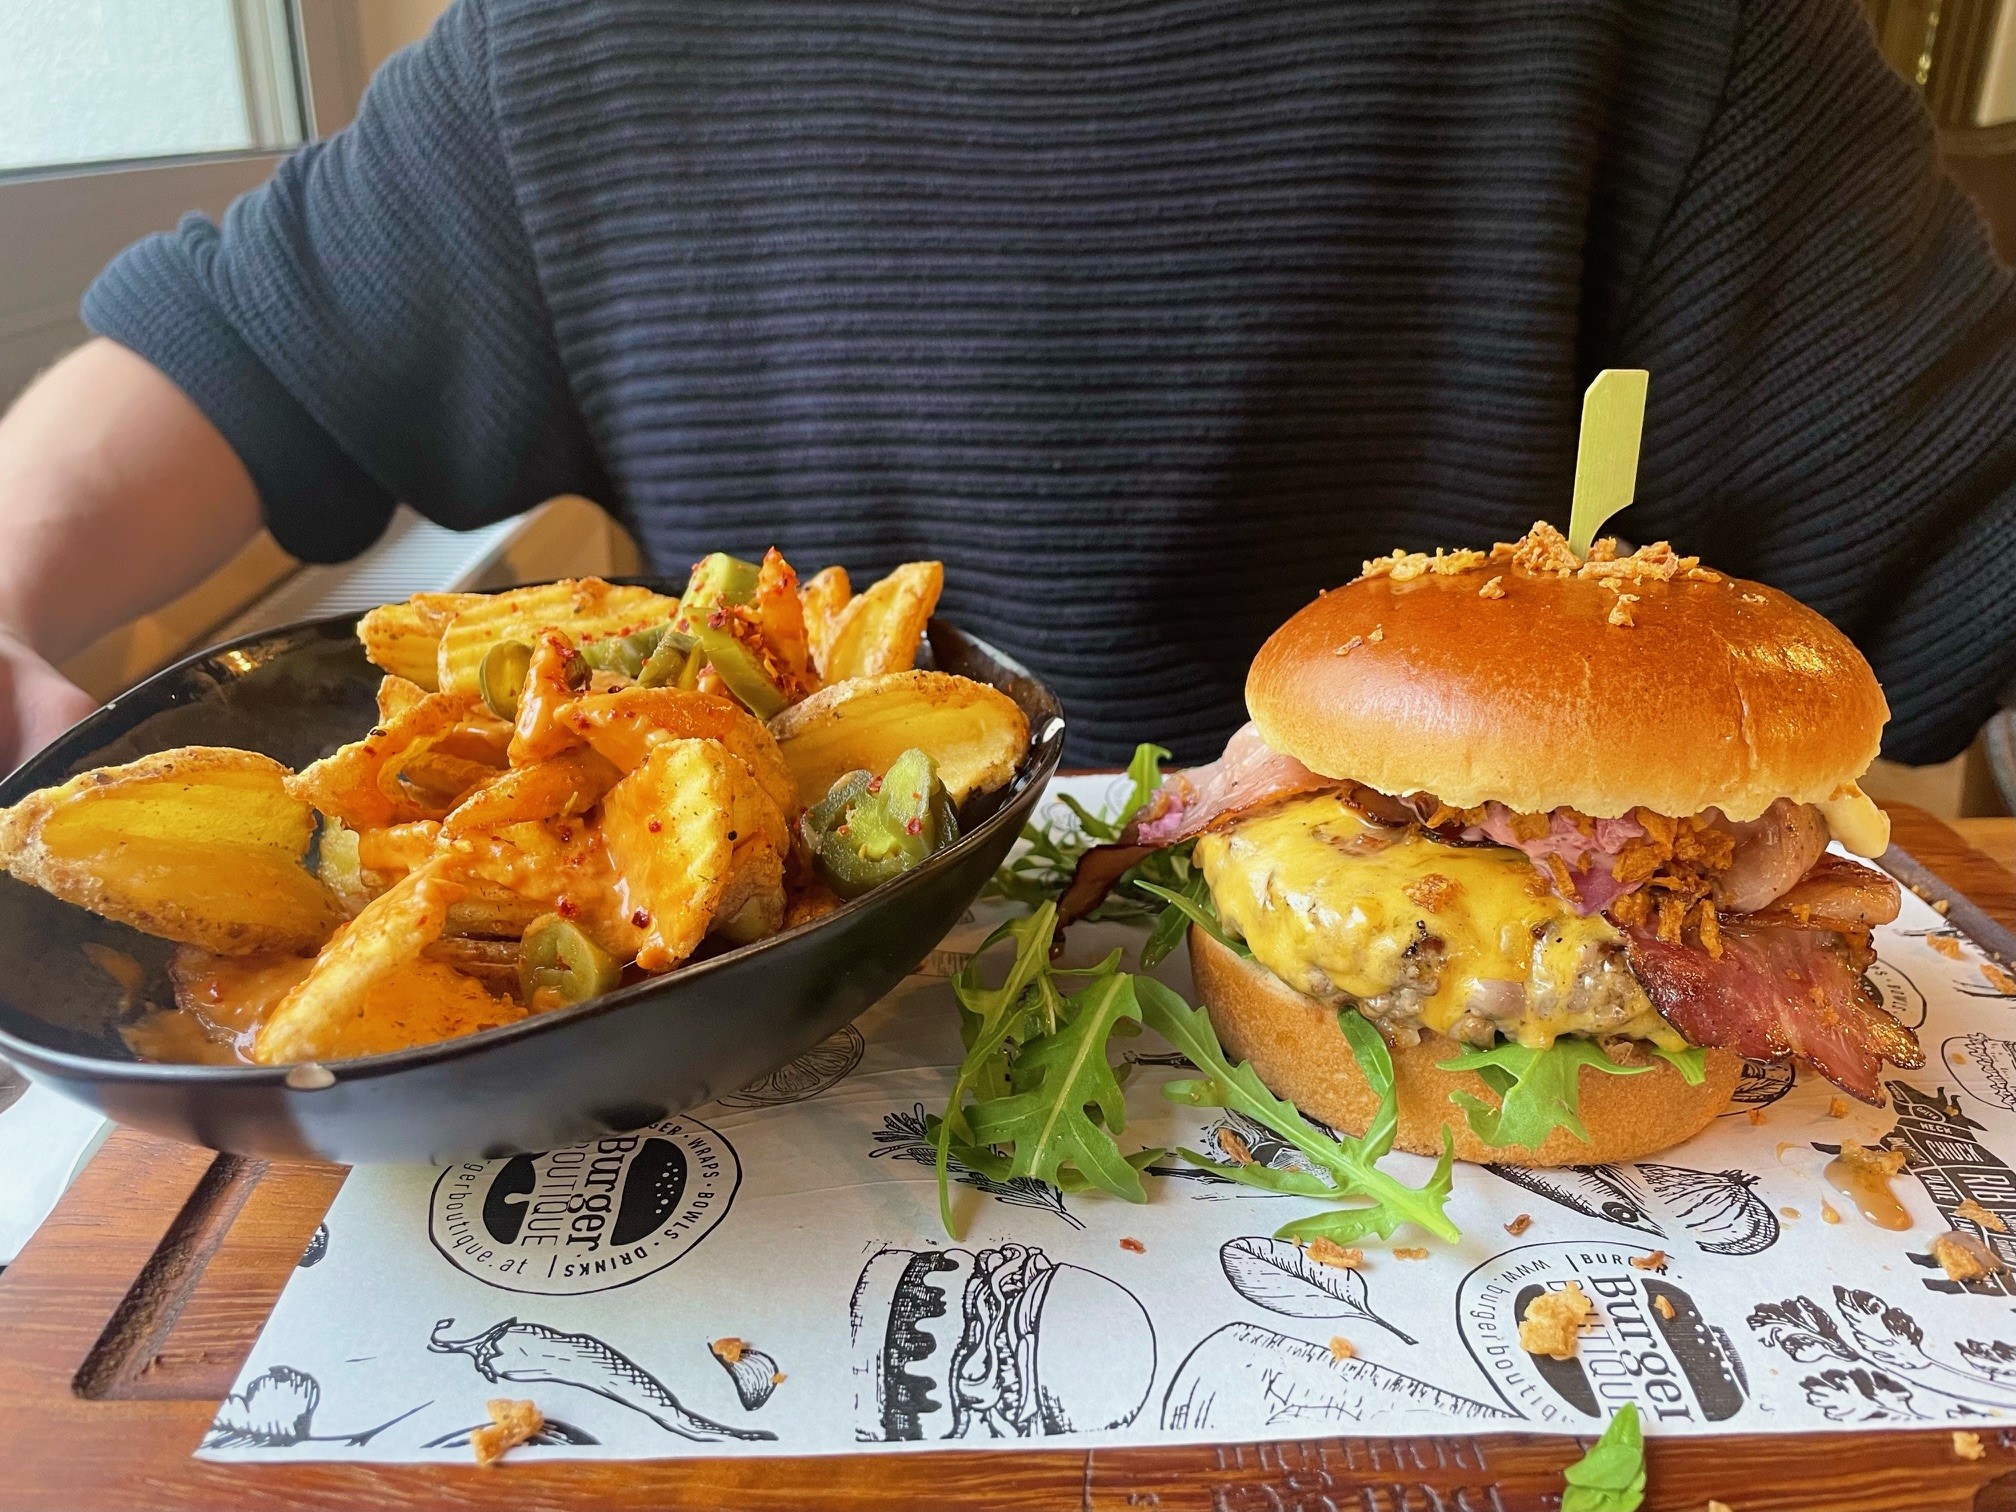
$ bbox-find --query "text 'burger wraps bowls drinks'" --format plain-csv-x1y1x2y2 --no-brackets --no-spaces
1069,522,1919,1168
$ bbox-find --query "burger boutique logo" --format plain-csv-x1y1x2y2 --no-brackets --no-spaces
1458,1241,1749,1425
429,1118,740,1295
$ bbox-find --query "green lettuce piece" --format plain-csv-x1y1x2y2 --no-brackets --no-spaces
1561,1402,1647,1512
1139,981,1459,1244
1438,1037,1708,1152
961,969,1150,1203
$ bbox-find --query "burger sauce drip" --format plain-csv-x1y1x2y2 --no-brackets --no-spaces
1823,1154,1912,1231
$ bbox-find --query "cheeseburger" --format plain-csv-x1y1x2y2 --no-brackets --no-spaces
1081,522,1922,1167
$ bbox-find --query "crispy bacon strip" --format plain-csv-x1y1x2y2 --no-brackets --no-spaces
1624,919,1922,1103
1744,853,1901,931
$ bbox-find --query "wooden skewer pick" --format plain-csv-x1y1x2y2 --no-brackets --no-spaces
1568,368,1650,559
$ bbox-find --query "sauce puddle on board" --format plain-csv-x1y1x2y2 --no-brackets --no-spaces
1823,1153,1913,1230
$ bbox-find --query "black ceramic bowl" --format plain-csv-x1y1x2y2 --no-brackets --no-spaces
0,604,1063,1163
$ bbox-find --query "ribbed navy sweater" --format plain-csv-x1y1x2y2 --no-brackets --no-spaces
85,0,2016,766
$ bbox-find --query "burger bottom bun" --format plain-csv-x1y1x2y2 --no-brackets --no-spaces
1187,926,1740,1168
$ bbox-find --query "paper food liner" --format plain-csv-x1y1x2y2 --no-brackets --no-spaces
197,777,2016,1461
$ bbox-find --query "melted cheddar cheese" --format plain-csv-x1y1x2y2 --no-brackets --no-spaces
1197,794,1682,1050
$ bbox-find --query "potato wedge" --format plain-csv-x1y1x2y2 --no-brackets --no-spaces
436,579,679,699
253,863,523,1063
375,674,429,723
440,817,643,962
820,561,942,681
357,593,485,690
598,739,743,971
0,747,344,955
560,686,796,819
799,565,851,678
442,749,622,838
769,671,1028,805
753,548,814,686
287,692,497,829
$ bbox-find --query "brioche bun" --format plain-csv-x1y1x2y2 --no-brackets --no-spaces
1246,541,1887,823
1188,926,1740,1167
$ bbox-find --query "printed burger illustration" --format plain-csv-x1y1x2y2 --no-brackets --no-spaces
850,1243,1156,1440
1065,522,1920,1166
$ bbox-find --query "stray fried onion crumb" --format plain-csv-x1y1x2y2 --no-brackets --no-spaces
1119,1237,1146,1254
1955,1198,2008,1233
1653,1294,1677,1320
1828,1097,1850,1119
471,1398,543,1467
1628,1250,1668,1272
1933,1230,2005,1282
1479,575,1507,599
1359,546,1489,582
770,1371,787,1386
1392,1246,1429,1261
1505,1213,1534,1237
1518,1281,1593,1360
1217,1127,1255,1166
1748,1108,1768,1127
1929,934,1965,961
1329,1336,1355,1361
1836,1140,1908,1178
1402,872,1462,912
1306,1237,1363,1269
1368,625,1384,642
710,1337,746,1365
1954,1431,1987,1461
1607,592,1637,628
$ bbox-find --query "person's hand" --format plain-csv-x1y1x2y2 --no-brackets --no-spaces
0,625,97,774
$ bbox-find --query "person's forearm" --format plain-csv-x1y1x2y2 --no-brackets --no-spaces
0,338,262,661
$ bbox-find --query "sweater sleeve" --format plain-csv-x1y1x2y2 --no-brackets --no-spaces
81,0,605,564
1621,0,2016,765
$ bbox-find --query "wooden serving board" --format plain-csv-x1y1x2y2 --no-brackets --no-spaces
2,804,2015,1511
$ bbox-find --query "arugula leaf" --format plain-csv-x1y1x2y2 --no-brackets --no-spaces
1561,1402,1647,1512
1119,742,1171,825
980,743,1194,926
962,969,1149,1203
1438,1037,1701,1153
1135,879,1250,962
1137,979,1459,1244
937,904,1060,1233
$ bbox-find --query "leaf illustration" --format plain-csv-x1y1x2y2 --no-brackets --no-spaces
870,1105,1086,1228
209,1365,317,1447
1957,1339,2016,1383
1801,1367,1924,1423
1218,1236,1416,1343
1835,1287,1929,1374
964,969,1149,1202
202,1365,428,1450
1747,1297,1855,1363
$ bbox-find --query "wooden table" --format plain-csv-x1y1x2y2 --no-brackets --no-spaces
3,805,2015,1511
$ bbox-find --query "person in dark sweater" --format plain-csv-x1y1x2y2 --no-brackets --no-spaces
0,0,2010,769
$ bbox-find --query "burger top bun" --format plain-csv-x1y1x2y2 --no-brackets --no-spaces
1188,926,1741,1168
1246,522,1888,823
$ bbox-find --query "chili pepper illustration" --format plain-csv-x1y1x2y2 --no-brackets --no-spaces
427,1317,775,1442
